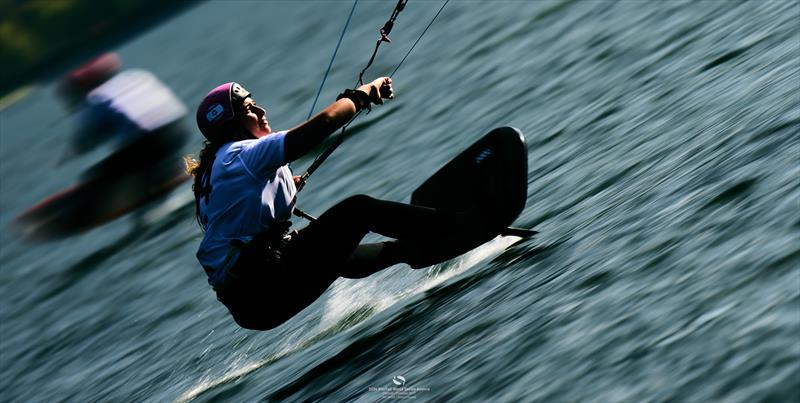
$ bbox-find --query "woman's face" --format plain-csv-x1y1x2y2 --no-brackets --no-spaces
239,97,271,138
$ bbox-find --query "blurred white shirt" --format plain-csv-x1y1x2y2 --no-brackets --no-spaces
87,69,186,132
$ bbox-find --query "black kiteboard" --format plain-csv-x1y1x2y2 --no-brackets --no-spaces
410,126,535,266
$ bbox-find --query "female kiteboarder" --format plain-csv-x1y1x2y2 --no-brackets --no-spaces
187,78,472,330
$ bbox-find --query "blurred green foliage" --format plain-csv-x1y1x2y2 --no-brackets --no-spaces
0,0,196,94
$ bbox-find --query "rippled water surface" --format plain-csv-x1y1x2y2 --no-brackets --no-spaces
1,1,798,402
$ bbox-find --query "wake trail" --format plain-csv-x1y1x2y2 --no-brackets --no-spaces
174,235,522,403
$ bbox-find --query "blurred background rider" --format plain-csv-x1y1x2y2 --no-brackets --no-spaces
56,52,189,185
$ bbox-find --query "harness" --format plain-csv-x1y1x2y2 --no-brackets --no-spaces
206,220,294,293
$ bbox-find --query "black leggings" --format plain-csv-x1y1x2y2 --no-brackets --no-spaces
217,195,474,330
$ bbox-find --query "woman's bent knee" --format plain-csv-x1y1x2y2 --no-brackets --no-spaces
339,194,375,209
323,194,376,219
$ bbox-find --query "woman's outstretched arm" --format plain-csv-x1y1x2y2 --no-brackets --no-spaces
284,77,393,162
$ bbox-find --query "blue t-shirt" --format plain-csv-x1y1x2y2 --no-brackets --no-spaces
196,131,296,285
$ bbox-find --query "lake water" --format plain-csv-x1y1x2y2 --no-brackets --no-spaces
1,1,798,402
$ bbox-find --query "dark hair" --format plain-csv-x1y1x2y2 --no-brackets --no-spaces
185,118,252,231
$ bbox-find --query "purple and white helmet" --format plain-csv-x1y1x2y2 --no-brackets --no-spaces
196,82,251,143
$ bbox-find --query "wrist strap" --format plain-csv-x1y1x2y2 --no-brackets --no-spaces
337,89,371,112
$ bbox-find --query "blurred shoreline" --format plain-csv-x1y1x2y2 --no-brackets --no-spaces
0,0,201,97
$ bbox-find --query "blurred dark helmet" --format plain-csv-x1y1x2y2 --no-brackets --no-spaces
196,82,252,144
